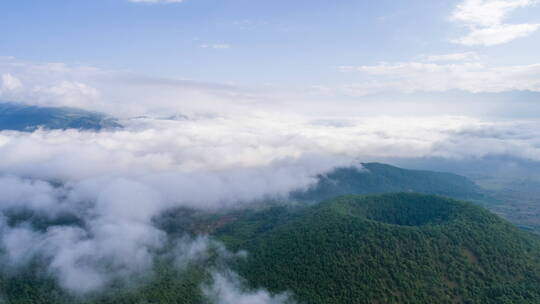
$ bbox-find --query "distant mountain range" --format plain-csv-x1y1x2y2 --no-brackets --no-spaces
0,102,121,131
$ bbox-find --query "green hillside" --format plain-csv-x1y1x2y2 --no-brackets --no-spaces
218,193,540,304
294,163,485,202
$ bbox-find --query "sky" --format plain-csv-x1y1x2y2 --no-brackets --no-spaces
1,0,540,118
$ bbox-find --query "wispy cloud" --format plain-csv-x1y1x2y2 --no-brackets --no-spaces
451,0,540,46
200,44,231,49
424,52,480,62
0,57,251,117
339,62,540,94
204,271,294,304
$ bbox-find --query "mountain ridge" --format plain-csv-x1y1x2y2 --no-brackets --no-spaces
0,102,121,131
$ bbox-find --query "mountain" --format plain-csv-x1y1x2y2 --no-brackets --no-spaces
294,162,486,202
0,102,121,131
217,193,540,304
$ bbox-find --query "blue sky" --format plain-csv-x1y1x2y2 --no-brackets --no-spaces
1,0,540,117
0,0,456,83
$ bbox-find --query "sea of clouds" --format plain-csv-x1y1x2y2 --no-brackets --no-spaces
2,55,540,302
0,114,539,299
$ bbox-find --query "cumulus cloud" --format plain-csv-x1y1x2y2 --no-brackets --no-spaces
0,158,307,295
0,176,65,215
454,23,540,46
0,58,107,111
0,177,166,293
451,0,540,46
36,81,100,108
452,0,534,27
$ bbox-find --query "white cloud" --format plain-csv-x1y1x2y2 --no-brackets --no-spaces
200,44,231,49
3,56,540,120
452,0,534,27
339,62,540,94
453,23,540,46
425,52,480,62
0,176,65,215
0,58,107,110
35,80,100,108
204,271,294,304
1,73,22,92
0,57,251,117
451,0,540,46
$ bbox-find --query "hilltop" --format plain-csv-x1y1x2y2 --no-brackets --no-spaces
219,193,540,303
294,162,485,202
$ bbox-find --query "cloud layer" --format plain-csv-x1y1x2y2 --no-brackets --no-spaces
0,103,539,298
0,57,252,118
340,62,540,94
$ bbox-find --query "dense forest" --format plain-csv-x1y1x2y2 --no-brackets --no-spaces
219,193,540,303
293,162,486,202
3,193,540,303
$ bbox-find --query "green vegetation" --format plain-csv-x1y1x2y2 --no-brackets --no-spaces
218,193,540,304
0,251,209,304
294,163,486,202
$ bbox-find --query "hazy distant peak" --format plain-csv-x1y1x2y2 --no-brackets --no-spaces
0,102,122,132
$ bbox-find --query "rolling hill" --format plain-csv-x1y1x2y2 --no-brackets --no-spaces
218,193,540,304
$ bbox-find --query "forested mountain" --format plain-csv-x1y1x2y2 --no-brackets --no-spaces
294,162,485,202
0,102,121,131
